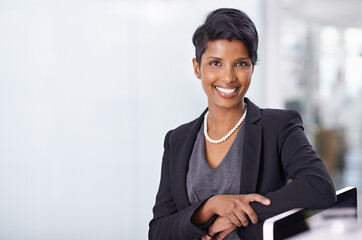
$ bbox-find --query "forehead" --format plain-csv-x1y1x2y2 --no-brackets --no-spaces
203,39,249,59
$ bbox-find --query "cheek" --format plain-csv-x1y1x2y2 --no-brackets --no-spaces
200,74,217,95
238,70,252,83
236,72,252,94
201,69,218,85
201,79,214,94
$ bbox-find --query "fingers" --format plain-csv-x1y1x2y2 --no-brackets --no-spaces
214,235,224,240
242,194,270,224
208,216,234,236
208,228,216,237
241,204,258,224
208,216,238,240
201,235,210,240
247,194,271,206
231,194,270,225
233,209,249,226
224,212,242,227
211,194,271,227
213,227,236,240
214,232,228,240
225,198,257,226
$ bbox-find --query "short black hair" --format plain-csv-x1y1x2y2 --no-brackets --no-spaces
192,8,258,65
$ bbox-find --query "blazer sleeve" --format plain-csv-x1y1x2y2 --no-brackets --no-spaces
149,131,210,240
250,110,337,220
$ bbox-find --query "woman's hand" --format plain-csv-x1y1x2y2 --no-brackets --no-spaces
201,216,237,240
209,194,271,227
191,193,270,227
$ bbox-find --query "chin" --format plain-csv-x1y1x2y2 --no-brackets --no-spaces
213,102,243,110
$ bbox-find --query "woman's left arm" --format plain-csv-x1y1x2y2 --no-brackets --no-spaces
250,110,337,220
149,130,213,240
202,216,236,240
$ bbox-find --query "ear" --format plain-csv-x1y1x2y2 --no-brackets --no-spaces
192,58,201,79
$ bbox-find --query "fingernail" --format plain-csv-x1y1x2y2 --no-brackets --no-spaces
265,200,270,204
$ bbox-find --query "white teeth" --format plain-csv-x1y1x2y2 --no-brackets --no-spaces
216,87,237,94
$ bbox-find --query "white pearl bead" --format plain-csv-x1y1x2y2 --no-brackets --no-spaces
204,104,247,144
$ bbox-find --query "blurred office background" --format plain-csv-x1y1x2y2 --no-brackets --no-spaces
0,0,361,239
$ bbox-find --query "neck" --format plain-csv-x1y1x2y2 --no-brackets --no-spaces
207,102,246,134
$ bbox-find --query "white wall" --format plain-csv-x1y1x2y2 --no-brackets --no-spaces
0,0,264,239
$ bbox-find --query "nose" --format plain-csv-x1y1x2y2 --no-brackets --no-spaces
220,65,236,82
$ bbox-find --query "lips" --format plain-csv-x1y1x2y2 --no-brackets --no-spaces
214,85,239,98
215,86,237,94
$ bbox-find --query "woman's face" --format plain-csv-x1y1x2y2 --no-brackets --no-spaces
193,39,253,111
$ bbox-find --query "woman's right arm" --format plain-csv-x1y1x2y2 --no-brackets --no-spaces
149,131,210,240
194,194,270,240
192,194,270,228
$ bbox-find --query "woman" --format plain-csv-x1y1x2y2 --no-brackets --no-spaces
149,8,336,240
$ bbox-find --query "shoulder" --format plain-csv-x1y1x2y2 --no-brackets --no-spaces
257,108,306,150
245,98,302,128
257,109,304,140
171,114,203,135
259,108,303,126
165,109,206,145
247,105,306,153
245,98,304,136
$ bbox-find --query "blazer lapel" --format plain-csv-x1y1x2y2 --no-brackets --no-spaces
172,110,206,209
240,98,262,194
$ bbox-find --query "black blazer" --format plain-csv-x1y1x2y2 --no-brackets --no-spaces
149,98,336,240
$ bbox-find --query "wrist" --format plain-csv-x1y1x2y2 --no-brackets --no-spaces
191,198,217,226
208,195,221,215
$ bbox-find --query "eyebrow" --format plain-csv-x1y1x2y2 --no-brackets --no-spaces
207,57,250,61
236,57,250,60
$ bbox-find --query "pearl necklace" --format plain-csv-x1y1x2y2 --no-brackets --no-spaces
204,105,247,144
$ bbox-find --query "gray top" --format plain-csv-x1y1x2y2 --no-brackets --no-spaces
186,122,245,239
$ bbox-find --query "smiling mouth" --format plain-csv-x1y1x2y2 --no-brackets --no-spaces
215,86,238,94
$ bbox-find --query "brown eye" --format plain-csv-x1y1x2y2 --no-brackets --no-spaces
210,61,221,66
236,61,249,67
